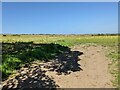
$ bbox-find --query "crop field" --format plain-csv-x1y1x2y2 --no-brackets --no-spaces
1,34,119,89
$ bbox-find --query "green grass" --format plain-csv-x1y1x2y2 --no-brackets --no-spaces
1,42,70,79
106,46,119,87
1,34,118,46
1,34,119,85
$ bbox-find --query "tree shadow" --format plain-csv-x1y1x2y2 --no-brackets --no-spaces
43,50,83,75
2,42,83,89
2,65,59,90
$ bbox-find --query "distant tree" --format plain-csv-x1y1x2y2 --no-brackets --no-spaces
3,34,6,36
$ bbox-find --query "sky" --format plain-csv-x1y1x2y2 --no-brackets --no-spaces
2,2,118,34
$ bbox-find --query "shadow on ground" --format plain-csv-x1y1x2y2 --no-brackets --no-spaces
2,66,59,89
2,42,83,89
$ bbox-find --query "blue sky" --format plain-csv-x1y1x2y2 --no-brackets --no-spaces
2,2,118,34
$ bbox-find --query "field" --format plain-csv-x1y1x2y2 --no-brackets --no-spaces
1,34,119,89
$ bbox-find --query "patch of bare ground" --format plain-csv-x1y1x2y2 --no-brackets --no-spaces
45,45,114,88
2,45,115,89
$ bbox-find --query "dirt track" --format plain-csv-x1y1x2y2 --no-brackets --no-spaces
45,45,114,88
2,45,115,89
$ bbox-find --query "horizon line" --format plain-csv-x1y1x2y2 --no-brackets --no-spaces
0,33,120,35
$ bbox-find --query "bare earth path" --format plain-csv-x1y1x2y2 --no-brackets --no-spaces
45,45,113,88
2,45,114,89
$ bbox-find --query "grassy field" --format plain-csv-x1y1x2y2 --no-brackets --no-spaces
1,34,119,87
1,34,118,46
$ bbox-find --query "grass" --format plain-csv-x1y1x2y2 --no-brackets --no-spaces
106,46,119,87
1,42,70,79
1,34,118,46
1,34,119,87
